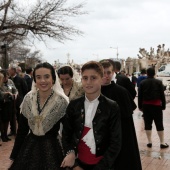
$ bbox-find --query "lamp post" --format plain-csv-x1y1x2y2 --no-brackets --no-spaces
110,47,119,59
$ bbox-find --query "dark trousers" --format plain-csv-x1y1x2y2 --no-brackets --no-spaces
143,104,164,131
9,110,17,135
9,103,20,135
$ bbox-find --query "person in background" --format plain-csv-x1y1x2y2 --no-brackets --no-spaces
57,65,84,101
120,70,126,75
137,69,147,89
0,73,4,146
9,62,69,170
61,61,121,170
8,66,28,136
24,67,33,92
0,73,15,146
138,67,169,149
109,60,137,99
16,66,24,78
100,60,142,170
131,73,138,88
0,70,18,142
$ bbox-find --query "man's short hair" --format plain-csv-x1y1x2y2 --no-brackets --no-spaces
114,61,121,71
25,67,33,74
81,61,104,77
99,60,113,70
147,67,155,77
141,69,146,74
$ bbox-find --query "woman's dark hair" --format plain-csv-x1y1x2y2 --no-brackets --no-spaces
81,61,103,77
57,66,73,78
33,62,56,83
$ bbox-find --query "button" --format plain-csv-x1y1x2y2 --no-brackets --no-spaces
97,147,100,150
93,122,96,124
95,131,97,133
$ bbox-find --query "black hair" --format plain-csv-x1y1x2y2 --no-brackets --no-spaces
141,69,146,74
57,66,73,78
114,61,121,71
25,67,33,74
146,67,155,77
33,62,56,83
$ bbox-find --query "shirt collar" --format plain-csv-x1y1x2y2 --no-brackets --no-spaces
85,95,99,103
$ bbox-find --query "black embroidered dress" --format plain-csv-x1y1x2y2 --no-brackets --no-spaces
9,90,68,170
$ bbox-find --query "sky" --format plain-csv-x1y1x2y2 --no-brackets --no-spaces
29,0,170,64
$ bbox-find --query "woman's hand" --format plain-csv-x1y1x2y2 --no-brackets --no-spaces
61,152,76,168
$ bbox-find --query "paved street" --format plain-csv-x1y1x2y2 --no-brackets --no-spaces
0,95,170,170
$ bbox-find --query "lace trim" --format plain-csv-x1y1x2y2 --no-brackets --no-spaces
69,81,84,101
21,91,68,136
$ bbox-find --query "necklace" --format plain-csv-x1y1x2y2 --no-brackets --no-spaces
37,90,54,114
62,85,73,97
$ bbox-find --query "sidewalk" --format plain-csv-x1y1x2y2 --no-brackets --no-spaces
0,98,170,170
134,97,170,170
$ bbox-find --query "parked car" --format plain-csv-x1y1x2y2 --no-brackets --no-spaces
157,71,170,77
133,72,141,78
157,64,170,77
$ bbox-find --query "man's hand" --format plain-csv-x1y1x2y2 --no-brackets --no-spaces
61,152,75,168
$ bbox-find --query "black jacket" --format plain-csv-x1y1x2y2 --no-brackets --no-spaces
62,94,121,170
24,74,33,92
101,81,136,118
138,77,166,110
116,73,136,99
11,75,28,107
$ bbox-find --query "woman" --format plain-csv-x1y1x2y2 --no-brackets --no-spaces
0,70,17,142
9,62,69,170
57,66,84,101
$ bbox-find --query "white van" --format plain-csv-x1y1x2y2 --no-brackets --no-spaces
157,64,170,77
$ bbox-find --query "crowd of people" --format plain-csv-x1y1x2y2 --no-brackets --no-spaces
0,59,169,170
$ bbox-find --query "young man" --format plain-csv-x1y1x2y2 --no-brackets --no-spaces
24,67,33,92
8,66,28,136
61,61,121,170
100,60,142,170
111,60,137,99
138,67,169,149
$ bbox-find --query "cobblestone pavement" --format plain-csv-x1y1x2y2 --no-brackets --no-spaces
0,97,170,170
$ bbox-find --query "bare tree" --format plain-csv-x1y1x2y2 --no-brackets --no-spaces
9,45,42,62
0,0,85,44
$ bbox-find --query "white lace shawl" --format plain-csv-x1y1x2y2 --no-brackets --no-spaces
69,81,84,101
20,91,68,136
